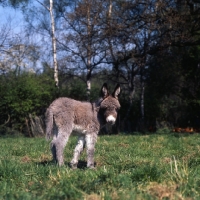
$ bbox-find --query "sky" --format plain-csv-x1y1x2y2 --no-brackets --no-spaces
0,5,45,72
0,5,24,33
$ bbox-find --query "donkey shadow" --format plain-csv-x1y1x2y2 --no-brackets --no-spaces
36,160,96,170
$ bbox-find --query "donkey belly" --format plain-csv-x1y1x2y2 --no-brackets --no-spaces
72,124,88,135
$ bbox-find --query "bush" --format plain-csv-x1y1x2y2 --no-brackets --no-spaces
0,71,57,133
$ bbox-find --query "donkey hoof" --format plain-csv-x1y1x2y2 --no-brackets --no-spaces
87,164,95,169
89,166,96,170
58,161,65,167
69,162,77,169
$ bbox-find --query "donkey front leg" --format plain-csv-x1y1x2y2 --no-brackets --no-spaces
70,136,86,169
85,134,97,169
51,134,69,166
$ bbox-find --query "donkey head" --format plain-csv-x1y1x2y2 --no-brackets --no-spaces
98,83,121,125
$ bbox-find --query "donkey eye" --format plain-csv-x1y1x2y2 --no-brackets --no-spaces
101,107,107,111
116,107,120,111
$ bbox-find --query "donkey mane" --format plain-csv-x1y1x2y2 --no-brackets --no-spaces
45,83,121,169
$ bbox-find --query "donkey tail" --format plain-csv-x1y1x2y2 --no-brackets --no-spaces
45,107,54,140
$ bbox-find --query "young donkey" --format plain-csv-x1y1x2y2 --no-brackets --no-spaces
45,83,121,169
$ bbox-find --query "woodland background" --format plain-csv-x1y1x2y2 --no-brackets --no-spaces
1,0,200,136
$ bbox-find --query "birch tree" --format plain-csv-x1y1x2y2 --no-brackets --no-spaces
36,0,59,88
49,0,59,88
86,0,92,100
59,0,107,100
0,16,40,74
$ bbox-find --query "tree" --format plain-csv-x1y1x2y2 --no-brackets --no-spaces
0,20,40,74
58,0,108,100
0,71,57,135
35,0,59,88
0,0,28,7
2,0,199,133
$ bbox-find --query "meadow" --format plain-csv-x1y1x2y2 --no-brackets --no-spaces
0,130,200,200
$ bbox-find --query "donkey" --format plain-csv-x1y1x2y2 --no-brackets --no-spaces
45,83,121,169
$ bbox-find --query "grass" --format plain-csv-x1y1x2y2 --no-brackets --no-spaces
0,131,200,199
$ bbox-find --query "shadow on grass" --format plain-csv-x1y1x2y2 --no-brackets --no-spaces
35,160,57,166
36,160,96,169
68,160,97,169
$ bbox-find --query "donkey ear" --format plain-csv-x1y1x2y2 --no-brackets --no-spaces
112,84,120,99
100,83,109,98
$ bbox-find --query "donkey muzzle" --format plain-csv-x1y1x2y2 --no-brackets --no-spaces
106,115,116,125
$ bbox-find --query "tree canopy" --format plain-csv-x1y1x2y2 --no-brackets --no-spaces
0,0,200,135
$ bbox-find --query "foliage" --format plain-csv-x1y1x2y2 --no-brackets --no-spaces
1,0,200,133
145,46,200,128
0,132,200,199
0,71,109,134
59,77,103,101
0,0,29,7
0,71,57,131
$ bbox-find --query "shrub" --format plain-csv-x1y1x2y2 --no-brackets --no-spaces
0,72,57,133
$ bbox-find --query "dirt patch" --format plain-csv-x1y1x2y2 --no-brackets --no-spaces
118,143,129,148
147,182,183,200
163,157,172,163
21,156,31,163
85,193,101,200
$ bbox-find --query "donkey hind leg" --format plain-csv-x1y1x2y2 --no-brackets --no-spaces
51,123,58,162
51,136,58,163
51,130,70,166
85,134,97,169
70,136,86,169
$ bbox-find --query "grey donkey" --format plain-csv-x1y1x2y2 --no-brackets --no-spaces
45,83,121,169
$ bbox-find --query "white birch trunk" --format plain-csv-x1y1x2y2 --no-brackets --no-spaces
49,0,59,88
108,0,112,18
86,1,92,100
36,0,59,87
108,0,115,59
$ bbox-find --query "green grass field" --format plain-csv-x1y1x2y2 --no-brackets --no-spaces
0,131,200,199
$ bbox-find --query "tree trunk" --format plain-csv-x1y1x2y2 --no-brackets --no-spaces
49,0,59,88
86,68,91,101
108,0,112,18
139,78,145,132
140,81,145,120
122,83,136,132
86,0,92,101
107,0,115,60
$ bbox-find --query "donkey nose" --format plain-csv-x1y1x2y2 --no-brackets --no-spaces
106,115,116,124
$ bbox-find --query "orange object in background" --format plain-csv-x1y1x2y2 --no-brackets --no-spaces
173,127,195,133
